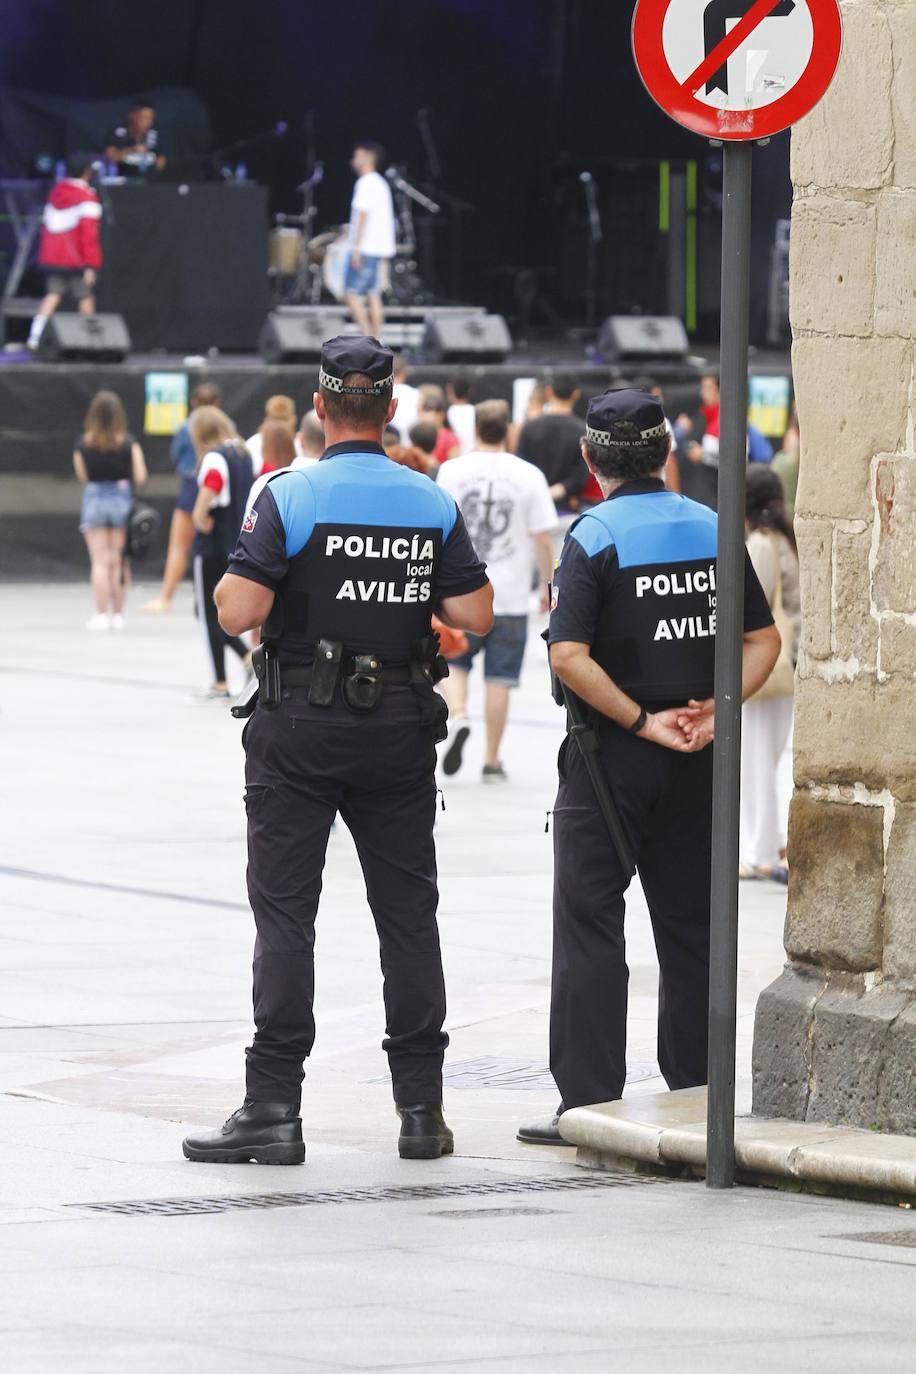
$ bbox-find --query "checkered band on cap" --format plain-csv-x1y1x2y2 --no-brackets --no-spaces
318,367,393,395
585,419,668,448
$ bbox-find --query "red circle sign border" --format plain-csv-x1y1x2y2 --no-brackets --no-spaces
632,0,843,141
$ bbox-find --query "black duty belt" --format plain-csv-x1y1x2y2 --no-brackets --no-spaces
282,661,415,688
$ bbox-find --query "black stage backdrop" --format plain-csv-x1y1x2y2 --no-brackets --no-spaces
0,0,790,339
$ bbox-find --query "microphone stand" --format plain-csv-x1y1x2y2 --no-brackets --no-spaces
387,168,440,301
299,162,323,302
386,167,440,215
209,121,288,179
417,108,442,185
580,171,602,330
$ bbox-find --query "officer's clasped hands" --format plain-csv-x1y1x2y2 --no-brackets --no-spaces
642,704,713,753
675,697,716,750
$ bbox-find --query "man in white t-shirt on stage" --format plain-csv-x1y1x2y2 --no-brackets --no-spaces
346,141,396,338
437,400,557,782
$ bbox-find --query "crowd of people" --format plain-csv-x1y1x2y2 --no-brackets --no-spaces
71,357,799,877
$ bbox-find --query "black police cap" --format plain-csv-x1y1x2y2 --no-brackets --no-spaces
319,335,394,395
585,388,667,449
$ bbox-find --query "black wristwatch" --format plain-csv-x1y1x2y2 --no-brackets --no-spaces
628,706,648,735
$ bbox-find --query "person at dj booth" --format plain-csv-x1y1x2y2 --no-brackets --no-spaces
345,141,396,339
517,388,780,1147
181,335,493,1168
104,101,166,177
27,152,102,352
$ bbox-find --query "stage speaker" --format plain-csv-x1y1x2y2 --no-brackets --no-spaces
259,308,353,364
39,312,130,362
422,312,512,364
597,315,689,363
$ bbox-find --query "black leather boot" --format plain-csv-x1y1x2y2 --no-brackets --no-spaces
182,1100,305,1164
397,1103,454,1160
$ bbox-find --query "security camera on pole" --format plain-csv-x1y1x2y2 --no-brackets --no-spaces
631,0,843,1189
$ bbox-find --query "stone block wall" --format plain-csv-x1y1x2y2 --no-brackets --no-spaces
752,0,916,1133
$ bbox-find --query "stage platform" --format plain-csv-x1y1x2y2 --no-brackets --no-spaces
0,342,791,579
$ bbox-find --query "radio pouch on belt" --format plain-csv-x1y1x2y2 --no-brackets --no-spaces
342,654,384,713
309,639,343,706
252,644,281,709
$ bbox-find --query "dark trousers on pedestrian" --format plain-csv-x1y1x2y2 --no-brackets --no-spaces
242,687,448,1108
550,724,713,1111
193,553,249,683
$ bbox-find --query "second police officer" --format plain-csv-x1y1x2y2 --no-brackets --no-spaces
182,337,493,1166
518,389,780,1145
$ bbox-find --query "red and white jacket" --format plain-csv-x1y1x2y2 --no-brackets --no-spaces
38,178,102,271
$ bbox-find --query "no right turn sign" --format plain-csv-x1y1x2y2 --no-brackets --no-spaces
632,0,843,140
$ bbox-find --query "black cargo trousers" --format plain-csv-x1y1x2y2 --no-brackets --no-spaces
242,684,447,1108
550,721,714,1111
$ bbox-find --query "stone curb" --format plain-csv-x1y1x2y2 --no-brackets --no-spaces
560,1086,916,1200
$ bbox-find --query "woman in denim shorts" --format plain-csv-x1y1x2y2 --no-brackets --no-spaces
74,390,148,631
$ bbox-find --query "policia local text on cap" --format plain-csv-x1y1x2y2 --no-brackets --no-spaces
518,388,780,1147
182,335,493,1166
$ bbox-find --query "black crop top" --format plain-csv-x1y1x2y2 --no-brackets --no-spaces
78,436,133,483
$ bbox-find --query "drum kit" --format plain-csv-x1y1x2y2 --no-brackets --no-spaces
268,165,438,307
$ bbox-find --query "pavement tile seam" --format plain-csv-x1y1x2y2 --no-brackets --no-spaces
0,1324,344,1372
373,1239,865,1313
744,1237,916,1270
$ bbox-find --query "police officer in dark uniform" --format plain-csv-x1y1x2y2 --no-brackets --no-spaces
182,337,493,1165
518,389,779,1144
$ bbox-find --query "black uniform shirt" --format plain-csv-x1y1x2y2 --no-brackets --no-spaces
227,441,488,664
548,478,773,705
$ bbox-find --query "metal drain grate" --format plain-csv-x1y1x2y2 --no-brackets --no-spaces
366,1056,660,1092
834,1231,916,1248
68,1170,672,1219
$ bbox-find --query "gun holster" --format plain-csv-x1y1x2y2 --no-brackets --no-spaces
309,639,343,707
252,643,281,709
409,633,450,686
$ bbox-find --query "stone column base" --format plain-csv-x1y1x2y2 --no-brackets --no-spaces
752,966,916,1135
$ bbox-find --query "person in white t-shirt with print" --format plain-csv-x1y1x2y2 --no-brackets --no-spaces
346,141,396,339
436,400,557,783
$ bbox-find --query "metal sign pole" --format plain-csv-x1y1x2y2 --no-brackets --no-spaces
706,138,753,1190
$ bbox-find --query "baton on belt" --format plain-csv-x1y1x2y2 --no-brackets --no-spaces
559,680,637,879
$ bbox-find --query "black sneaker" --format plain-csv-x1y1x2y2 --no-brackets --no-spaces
482,762,508,784
182,1100,305,1164
442,719,470,776
397,1103,455,1159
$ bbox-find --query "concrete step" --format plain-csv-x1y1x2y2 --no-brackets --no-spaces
561,1086,916,1203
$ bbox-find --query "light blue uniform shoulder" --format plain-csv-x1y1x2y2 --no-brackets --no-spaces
569,492,717,569
262,468,318,558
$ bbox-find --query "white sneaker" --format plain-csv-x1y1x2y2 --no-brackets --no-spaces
110,613,125,632
86,613,110,633
187,686,231,705
442,717,471,777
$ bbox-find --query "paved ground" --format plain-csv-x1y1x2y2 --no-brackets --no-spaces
0,582,913,1373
